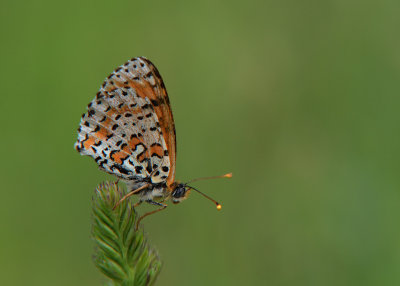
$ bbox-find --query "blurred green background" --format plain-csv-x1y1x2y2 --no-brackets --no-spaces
1,0,399,285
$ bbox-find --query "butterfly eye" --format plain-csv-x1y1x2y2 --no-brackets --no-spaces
172,185,186,198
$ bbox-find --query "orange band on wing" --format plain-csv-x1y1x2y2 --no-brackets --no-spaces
110,151,129,164
83,137,96,150
150,144,164,158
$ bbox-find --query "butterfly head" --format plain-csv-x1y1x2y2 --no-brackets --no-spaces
170,183,191,204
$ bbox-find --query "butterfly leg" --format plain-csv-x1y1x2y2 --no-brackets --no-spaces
135,200,167,230
113,183,150,210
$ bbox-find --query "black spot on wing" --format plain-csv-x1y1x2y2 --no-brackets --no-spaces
140,57,167,90
135,166,143,173
111,164,131,175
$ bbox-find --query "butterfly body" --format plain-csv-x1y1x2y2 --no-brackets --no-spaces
123,180,189,204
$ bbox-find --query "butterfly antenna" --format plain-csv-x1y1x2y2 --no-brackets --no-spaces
186,172,232,184
185,185,223,210
184,173,232,210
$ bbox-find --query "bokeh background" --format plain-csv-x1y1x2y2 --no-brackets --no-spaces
1,0,399,285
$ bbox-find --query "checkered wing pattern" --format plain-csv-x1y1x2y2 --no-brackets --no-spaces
75,57,176,186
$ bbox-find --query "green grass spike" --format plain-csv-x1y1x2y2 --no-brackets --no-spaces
92,182,162,286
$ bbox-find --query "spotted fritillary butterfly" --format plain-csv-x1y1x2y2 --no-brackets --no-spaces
75,57,231,225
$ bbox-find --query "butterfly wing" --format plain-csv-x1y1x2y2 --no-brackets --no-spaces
75,57,176,185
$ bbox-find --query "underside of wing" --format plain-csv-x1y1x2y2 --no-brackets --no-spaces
99,57,177,186
75,57,176,184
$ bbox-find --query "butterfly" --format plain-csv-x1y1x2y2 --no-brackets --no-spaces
75,57,231,227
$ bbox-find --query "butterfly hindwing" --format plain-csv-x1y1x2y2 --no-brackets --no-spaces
75,57,175,184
